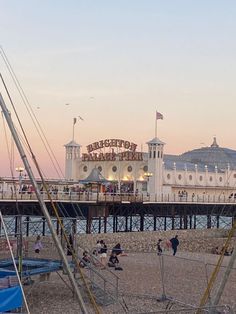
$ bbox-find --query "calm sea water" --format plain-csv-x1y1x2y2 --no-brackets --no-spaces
0,215,233,236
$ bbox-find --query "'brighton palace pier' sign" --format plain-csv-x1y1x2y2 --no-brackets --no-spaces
82,139,143,162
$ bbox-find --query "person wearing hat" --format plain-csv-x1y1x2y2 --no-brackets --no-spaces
157,239,163,255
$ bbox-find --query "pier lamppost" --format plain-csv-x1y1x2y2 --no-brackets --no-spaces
16,166,24,194
144,172,153,199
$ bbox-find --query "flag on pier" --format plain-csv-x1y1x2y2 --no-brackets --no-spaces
156,111,163,120
73,117,77,125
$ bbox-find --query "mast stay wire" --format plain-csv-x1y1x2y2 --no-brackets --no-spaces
2,107,49,183
194,166,236,309
0,47,64,179
194,162,236,309
0,211,30,314
0,58,100,313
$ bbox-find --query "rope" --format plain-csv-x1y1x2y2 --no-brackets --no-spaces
0,47,64,179
0,211,30,314
197,218,236,312
0,50,100,313
34,160,101,314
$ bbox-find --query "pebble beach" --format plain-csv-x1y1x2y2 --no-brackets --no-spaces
2,229,236,313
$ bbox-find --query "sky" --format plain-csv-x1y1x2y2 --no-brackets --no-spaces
0,0,236,178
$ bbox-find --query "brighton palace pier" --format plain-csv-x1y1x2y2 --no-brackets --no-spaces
1,136,236,233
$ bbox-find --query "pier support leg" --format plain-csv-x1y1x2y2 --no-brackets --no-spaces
207,215,211,229
153,216,157,231
140,214,144,232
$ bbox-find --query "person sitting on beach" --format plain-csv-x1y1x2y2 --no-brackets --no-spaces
108,252,123,270
211,246,220,254
34,235,43,254
108,252,119,267
79,251,91,268
221,246,234,256
112,243,128,256
95,240,102,255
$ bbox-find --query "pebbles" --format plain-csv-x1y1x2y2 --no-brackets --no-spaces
21,229,236,313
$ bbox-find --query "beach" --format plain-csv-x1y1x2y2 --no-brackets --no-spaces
18,229,236,313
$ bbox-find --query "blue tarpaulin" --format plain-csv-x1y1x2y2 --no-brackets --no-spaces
0,270,22,312
0,286,22,312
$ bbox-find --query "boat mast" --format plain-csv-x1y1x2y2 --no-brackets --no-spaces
0,93,88,314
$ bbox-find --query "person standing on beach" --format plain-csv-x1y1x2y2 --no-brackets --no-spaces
157,239,163,255
100,240,108,267
170,235,179,256
34,235,43,254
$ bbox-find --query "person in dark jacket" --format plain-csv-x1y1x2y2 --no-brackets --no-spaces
108,252,123,270
108,252,119,267
170,235,179,256
112,243,128,256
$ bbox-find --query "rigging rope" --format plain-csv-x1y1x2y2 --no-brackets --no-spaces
0,211,30,314
197,219,236,312
0,49,101,313
0,47,64,179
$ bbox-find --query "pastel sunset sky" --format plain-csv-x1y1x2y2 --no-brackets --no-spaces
0,1,236,178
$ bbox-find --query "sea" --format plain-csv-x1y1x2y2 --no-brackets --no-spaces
0,215,233,237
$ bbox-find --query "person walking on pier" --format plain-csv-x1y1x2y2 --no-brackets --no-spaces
170,235,179,256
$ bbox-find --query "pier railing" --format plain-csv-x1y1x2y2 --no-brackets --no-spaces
0,190,236,204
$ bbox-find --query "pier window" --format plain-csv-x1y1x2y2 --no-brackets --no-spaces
219,177,223,182
189,175,192,181
143,166,148,172
83,166,88,172
112,166,117,172
127,166,132,172
209,176,213,181
199,175,203,181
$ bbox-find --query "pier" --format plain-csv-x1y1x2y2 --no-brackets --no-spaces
0,190,235,235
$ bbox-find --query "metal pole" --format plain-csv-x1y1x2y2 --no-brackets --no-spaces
210,247,236,312
0,94,88,314
159,254,167,300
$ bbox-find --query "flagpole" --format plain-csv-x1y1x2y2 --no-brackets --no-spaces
155,111,157,138
72,117,77,141
72,120,75,141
